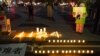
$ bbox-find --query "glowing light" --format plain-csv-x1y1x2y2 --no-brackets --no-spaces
52,50,55,54
36,28,61,40
43,28,46,32
53,40,56,43
37,2,40,5
67,40,69,43
65,50,68,53
28,32,34,38
36,31,42,39
14,32,25,40
62,50,64,53
86,50,89,54
82,50,85,53
73,40,76,43
50,31,62,38
78,50,81,53
82,40,85,43
36,50,94,54
69,50,72,53
36,28,47,39
47,50,50,53
16,32,24,37
59,2,67,6
70,40,73,43
39,50,41,53
48,40,51,43
36,27,39,32
56,50,59,53
60,40,62,43
56,31,61,38
43,50,45,54
14,28,62,41
57,40,59,43
36,28,48,39
73,50,76,53
50,32,55,36
35,50,38,54
63,40,66,43
91,50,94,54
78,40,81,43
42,31,48,38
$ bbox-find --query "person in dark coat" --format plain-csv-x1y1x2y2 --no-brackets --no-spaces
27,3,34,20
0,5,3,11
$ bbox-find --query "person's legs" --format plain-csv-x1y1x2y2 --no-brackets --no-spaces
30,14,34,20
28,14,33,20
31,14,34,20
76,24,80,32
79,24,84,33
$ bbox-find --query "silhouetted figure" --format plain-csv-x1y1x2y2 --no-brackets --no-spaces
2,2,7,8
0,5,3,11
27,3,34,21
92,0,100,34
53,0,59,6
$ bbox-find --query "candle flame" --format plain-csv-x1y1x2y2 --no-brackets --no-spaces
28,32,34,38
14,31,25,40
14,28,62,41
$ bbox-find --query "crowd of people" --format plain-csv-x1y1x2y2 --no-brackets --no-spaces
1,1,95,34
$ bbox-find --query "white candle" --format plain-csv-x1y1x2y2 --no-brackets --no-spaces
40,29,43,33
36,27,39,32
43,28,46,32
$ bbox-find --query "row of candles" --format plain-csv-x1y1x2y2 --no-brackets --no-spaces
48,40,85,43
34,50,94,54
14,28,62,40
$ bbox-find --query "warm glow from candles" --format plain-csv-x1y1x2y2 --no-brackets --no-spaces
28,32,34,38
14,31,25,40
14,28,62,41
50,31,62,38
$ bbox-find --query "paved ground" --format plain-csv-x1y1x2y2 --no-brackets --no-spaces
3,5,100,41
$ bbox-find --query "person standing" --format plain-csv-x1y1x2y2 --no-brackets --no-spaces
27,2,34,21
73,3,88,34
0,5,3,12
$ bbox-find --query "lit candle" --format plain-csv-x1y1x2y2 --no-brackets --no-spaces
36,29,43,39
14,31,25,41
17,32,25,37
56,31,60,38
28,32,33,38
43,28,46,32
40,29,43,33
36,32,42,40
36,27,39,32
